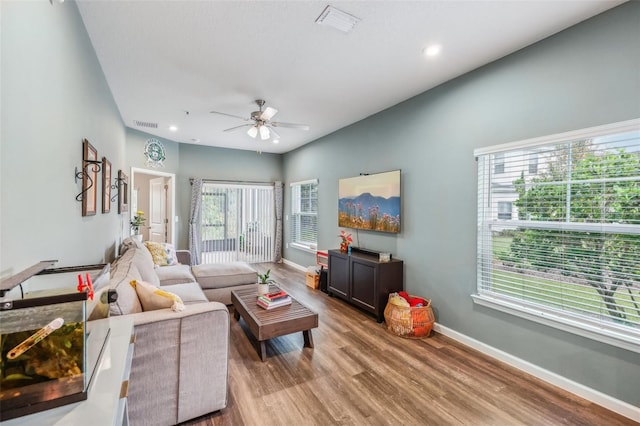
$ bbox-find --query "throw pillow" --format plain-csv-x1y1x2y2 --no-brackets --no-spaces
144,241,168,266
130,279,185,312
161,243,179,266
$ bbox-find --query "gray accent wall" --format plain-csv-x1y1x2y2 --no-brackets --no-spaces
1,1,126,274
282,3,640,405
175,143,281,249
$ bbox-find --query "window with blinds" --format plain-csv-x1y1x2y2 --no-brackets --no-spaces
290,179,318,251
200,182,274,264
474,120,640,352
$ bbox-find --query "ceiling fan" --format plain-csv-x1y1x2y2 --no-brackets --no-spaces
210,99,310,141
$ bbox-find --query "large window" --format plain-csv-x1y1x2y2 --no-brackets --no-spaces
474,119,640,352
200,182,274,263
290,179,318,251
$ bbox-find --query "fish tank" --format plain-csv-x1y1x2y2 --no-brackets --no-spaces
0,292,88,421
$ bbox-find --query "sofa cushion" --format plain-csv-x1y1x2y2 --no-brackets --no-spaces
88,263,111,321
131,279,185,312
161,282,209,305
121,236,146,253
192,262,256,290
131,244,161,287
109,250,144,316
156,264,196,286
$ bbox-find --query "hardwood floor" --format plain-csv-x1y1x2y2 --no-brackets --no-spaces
182,263,635,426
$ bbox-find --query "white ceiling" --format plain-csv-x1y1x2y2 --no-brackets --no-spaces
77,1,624,154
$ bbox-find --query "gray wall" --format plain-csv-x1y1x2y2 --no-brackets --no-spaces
1,1,126,275
282,3,640,405
175,143,281,249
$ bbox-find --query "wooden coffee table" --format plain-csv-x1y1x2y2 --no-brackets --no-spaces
231,286,318,361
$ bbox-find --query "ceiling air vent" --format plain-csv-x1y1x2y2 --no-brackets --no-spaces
134,120,158,129
315,5,360,33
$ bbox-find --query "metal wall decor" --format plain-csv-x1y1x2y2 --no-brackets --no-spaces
101,157,111,214
75,139,101,216
117,170,129,214
144,138,166,168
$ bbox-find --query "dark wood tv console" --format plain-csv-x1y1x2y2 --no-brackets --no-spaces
327,248,403,322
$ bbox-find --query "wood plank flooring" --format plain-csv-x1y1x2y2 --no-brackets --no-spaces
181,262,636,426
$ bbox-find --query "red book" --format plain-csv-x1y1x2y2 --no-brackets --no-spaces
264,290,288,301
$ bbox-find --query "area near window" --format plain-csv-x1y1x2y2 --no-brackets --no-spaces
200,182,275,263
474,119,640,353
290,179,318,252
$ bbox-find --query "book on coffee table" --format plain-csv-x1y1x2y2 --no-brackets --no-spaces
257,295,292,310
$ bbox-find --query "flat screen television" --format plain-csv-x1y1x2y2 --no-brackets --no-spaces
338,170,401,233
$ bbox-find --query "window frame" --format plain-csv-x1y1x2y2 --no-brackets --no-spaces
473,118,640,354
290,179,318,252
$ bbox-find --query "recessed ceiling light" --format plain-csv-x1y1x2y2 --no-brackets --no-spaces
169,125,178,132
423,44,441,57
273,139,280,144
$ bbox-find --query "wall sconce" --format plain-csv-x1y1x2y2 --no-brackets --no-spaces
110,176,123,202
75,154,102,203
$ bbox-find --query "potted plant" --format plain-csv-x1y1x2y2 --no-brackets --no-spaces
256,269,275,295
130,211,146,241
338,230,353,253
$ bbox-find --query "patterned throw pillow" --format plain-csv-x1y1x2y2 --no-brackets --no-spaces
162,243,179,266
144,241,179,267
144,241,168,266
130,279,184,312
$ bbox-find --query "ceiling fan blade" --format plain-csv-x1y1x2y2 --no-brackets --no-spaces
260,106,278,121
270,121,310,131
267,126,281,140
210,110,251,121
223,124,253,132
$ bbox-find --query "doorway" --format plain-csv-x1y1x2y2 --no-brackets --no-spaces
131,167,176,245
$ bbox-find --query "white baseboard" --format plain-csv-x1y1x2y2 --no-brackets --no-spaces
433,323,640,423
282,258,307,272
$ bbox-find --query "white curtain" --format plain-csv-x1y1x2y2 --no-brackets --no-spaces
188,178,203,266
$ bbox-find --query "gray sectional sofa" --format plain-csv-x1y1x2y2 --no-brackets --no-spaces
107,237,256,425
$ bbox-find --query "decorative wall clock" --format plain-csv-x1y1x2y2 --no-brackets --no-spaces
144,138,166,168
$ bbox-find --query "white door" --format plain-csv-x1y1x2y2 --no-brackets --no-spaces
149,177,167,242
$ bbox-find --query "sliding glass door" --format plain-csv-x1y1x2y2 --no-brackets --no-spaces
200,182,274,264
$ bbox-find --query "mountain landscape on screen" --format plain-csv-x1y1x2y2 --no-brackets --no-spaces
338,170,401,233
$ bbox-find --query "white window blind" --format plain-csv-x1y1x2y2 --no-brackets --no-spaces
200,182,274,263
474,119,640,352
290,179,318,251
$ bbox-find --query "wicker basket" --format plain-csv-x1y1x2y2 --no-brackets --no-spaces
384,296,435,339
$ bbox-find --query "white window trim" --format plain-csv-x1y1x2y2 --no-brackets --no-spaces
472,293,640,354
290,179,318,252
289,242,317,253
474,118,640,354
474,118,640,157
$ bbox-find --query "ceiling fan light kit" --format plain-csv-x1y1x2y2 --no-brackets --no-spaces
259,125,270,140
211,99,309,144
